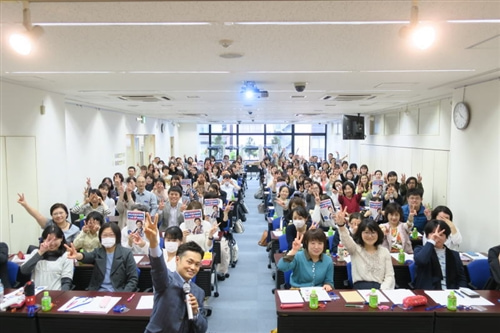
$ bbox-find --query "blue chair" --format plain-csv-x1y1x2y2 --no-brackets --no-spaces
408,261,416,289
467,259,491,290
345,262,353,288
278,234,288,253
272,217,283,231
328,235,334,252
283,270,292,289
7,261,19,287
159,237,165,249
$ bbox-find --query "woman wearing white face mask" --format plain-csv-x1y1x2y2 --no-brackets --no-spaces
285,205,320,251
163,226,184,272
66,222,138,292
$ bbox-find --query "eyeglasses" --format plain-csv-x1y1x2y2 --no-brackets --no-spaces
362,230,377,236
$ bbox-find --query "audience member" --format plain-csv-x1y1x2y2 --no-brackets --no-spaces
0,242,12,288
337,208,395,289
413,220,467,290
277,228,334,291
423,206,462,251
65,222,138,292
73,211,104,252
379,203,413,254
402,188,431,233
17,194,80,243
487,244,500,290
21,224,73,290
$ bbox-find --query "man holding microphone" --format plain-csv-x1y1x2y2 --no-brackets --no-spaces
144,213,208,333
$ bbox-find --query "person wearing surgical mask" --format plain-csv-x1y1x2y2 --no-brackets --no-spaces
65,222,138,292
163,226,184,272
285,206,315,251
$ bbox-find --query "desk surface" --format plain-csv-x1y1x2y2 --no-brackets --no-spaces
276,290,500,333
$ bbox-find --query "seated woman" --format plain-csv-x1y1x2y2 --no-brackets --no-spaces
413,220,467,290
73,211,104,253
65,222,138,292
274,184,290,218
71,189,111,217
20,224,73,290
379,203,413,254
277,228,333,291
17,194,80,244
421,206,462,251
487,244,500,290
331,212,363,253
337,209,395,289
338,181,363,214
285,205,317,251
163,226,184,272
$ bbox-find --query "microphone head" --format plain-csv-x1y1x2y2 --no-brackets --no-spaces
183,282,191,294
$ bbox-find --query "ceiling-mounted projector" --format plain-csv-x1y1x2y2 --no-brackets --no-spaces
241,81,268,99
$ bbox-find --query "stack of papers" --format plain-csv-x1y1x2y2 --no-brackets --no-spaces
300,287,331,302
276,287,331,303
358,289,390,303
424,290,494,306
339,290,365,303
381,289,416,304
58,296,121,313
462,252,487,260
276,290,304,304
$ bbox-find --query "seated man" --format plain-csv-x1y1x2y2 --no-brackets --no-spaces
488,244,500,290
413,220,467,290
402,188,431,233
144,213,208,333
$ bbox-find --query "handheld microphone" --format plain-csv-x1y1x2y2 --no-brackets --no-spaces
183,283,194,320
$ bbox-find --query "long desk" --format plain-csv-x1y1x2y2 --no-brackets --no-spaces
37,290,152,333
275,290,500,333
0,289,65,333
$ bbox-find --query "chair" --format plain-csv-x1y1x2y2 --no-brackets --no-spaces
272,217,283,231
7,261,19,287
278,234,288,253
408,261,416,289
283,270,292,289
328,235,334,252
344,262,353,288
159,237,165,249
467,259,491,290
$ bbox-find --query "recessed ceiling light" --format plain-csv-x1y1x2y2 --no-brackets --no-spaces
220,52,244,59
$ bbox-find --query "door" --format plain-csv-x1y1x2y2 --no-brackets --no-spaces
0,137,40,253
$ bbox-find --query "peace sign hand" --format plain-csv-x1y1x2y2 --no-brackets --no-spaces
144,213,159,248
290,233,304,254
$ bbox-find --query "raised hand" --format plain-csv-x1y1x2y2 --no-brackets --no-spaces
417,173,422,183
38,234,56,255
291,233,304,253
17,193,28,207
144,212,159,248
335,206,348,225
82,220,90,234
401,173,406,183
429,225,445,243
86,177,91,188
314,192,321,206
209,222,220,238
64,243,81,260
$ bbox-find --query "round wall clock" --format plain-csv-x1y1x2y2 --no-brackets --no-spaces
453,102,470,130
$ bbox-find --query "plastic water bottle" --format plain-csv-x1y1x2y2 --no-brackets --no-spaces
328,226,333,237
398,249,405,264
411,227,419,240
337,242,345,261
0,279,4,305
41,291,52,311
369,288,378,308
309,289,319,309
447,291,457,311
326,249,330,256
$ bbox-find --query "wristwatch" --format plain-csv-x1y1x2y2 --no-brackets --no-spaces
208,237,214,240
337,223,345,227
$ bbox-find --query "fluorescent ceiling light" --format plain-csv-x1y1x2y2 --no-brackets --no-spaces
128,71,230,74
36,22,212,27
247,70,352,74
226,21,407,26
362,69,475,73
447,19,500,24
7,71,113,74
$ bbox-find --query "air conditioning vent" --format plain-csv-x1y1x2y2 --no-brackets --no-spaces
333,94,374,101
118,95,171,102
181,113,208,117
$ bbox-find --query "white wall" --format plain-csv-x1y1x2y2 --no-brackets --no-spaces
448,79,500,252
0,81,69,213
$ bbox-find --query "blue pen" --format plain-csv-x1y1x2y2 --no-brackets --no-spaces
455,290,465,298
